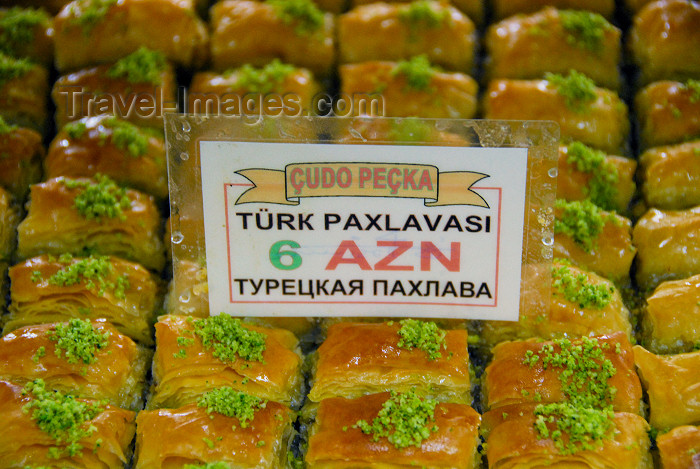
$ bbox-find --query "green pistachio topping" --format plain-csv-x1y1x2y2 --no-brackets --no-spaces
523,336,619,454
184,463,232,469
103,117,149,157
391,55,436,91
398,1,449,29
354,389,439,449
396,319,446,360
559,10,613,53
230,59,296,94
22,379,105,458
551,264,614,309
0,52,32,85
0,115,17,135
0,7,49,57
64,120,88,140
193,315,267,363
389,118,432,142
106,47,167,85
685,79,700,103
554,199,610,252
46,254,130,299
545,70,597,112
565,141,619,210
523,337,618,407
267,0,324,35
48,319,110,365
62,174,131,222
69,0,118,33
534,402,615,454
198,387,267,428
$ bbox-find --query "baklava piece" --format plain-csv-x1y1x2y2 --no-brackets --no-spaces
0,53,48,132
0,117,43,200
46,116,168,200
641,273,700,354
6,254,160,344
481,260,632,346
16,176,165,271
308,320,470,403
149,314,303,409
633,206,700,291
635,80,700,149
209,0,335,76
633,346,700,430
305,391,481,468
483,333,642,414
339,1,476,72
0,319,150,409
52,47,177,129
483,73,629,154
629,0,700,84
53,0,208,72
557,142,636,213
553,199,635,284
482,404,651,468
0,379,135,468
639,140,700,210
485,8,621,89
135,389,294,468
339,58,478,118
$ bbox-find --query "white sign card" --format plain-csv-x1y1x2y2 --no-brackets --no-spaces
165,116,559,321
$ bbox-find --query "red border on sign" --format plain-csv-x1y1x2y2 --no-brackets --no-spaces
223,183,503,308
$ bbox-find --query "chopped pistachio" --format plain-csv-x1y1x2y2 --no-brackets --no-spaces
31,346,46,363
565,141,619,210
48,318,110,365
686,79,700,103
0,115,16,135
354,389,439,449
398,1,449,29
0,52,32,85
551,264,614,309
229,59,296,94
554,199,610,252
391,55,436,91
48,254,130,299
22,379,105,458
106,47,167,85
62,174,132,222
104,117,149,157
559,10,613,53
69,0,118,33
267,0,324,35
546,70,597,112
396,319,447,360
534,402,614,454
198,387,267,428
64,120,88,140
0,7,49,57
193,315,267,363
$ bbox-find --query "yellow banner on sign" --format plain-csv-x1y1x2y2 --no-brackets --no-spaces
235,163,489,207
